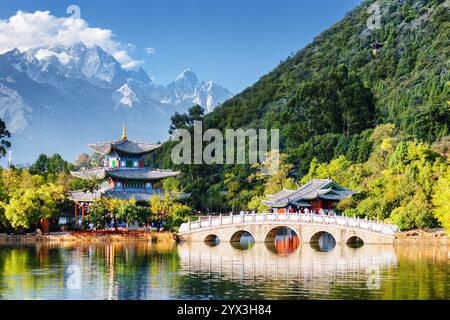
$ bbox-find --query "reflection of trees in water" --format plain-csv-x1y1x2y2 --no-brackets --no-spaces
230,232,255,250
0,244,63,298
0,242,182,299
66,242,181,300
378,245,450,300
0,242,448,299
310,232,336,252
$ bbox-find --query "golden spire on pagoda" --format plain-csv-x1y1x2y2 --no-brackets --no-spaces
122,124,127,140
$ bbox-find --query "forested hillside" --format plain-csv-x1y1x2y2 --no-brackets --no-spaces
148,0,450,230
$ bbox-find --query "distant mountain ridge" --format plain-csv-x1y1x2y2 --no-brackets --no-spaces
0,43,232,164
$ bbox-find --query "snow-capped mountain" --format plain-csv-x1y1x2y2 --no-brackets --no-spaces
163,69,232,112
0,43,233,164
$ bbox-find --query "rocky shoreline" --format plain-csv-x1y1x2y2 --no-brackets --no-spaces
1,229,448,245
0,231,177,244
394,229,448,245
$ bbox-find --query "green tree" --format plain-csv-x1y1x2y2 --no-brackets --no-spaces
4,184,65,231
149,192,192,231
169,104,205,134
251,152,294,194
70,177,101,193
0,118,11,158
247,195,269,212
432,167,450,232
149,193,171,229
75,153,91,169
30,154,74,181
86,198,109,230
166,202,191,232
105,198,139,231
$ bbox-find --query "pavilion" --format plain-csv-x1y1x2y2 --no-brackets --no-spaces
262,179,355,214
69,126,181,221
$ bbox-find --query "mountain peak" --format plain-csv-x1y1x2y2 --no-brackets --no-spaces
176,68,198,82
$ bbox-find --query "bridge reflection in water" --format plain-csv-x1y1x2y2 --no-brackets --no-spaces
177,241,398,297
1,241,447,299
268,227,300,254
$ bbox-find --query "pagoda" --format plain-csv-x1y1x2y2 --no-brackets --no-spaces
69,125,180,221
262,179,355,214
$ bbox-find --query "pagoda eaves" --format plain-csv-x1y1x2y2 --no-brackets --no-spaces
70,168,180,181
88,139,161,155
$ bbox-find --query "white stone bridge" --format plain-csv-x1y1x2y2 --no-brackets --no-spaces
178,213,400,245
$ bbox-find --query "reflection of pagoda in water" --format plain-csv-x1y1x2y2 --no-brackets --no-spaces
69,126,180,221
272,228,300,255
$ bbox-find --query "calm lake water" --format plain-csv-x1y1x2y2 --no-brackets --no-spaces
0,237,448,300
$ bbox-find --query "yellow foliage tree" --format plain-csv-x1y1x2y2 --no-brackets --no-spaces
432,167,450,232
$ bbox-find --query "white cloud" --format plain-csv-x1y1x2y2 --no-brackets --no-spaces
0,10,143,70
144,47,156,55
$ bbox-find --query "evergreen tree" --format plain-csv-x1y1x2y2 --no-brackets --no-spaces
0,118,11,158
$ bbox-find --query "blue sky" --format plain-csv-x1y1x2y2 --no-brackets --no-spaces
0,0,362,93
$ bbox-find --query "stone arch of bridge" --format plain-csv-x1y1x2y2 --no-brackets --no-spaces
264,225,301,243
230,229,256,242
204,234,220,243
309,230,338,244
346,235,365,246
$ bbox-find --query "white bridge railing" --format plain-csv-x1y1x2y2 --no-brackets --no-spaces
178,212,400,236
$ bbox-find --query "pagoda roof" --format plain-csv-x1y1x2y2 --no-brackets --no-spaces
70,189,104,202
103,190,190,201
106,168,180,180
88,139,161,155
70,168,107,180
262,179,355,208
70,168,180,181
69,189,190,202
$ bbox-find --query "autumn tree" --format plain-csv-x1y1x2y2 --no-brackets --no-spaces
3,183,65,231
149,191,191,231
433,167,450,232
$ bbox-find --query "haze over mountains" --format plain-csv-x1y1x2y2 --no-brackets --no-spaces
0,43,232,165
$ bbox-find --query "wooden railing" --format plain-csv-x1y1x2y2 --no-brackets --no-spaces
178,212,400,235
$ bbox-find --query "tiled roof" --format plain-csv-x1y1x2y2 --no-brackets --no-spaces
70,168,107,180
106,168,180,180
263,179,355,208
266,189,297,201
104,190,190,201
70,168,180,181
69,190,104,201
69,189,190,202
88,139,161,155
